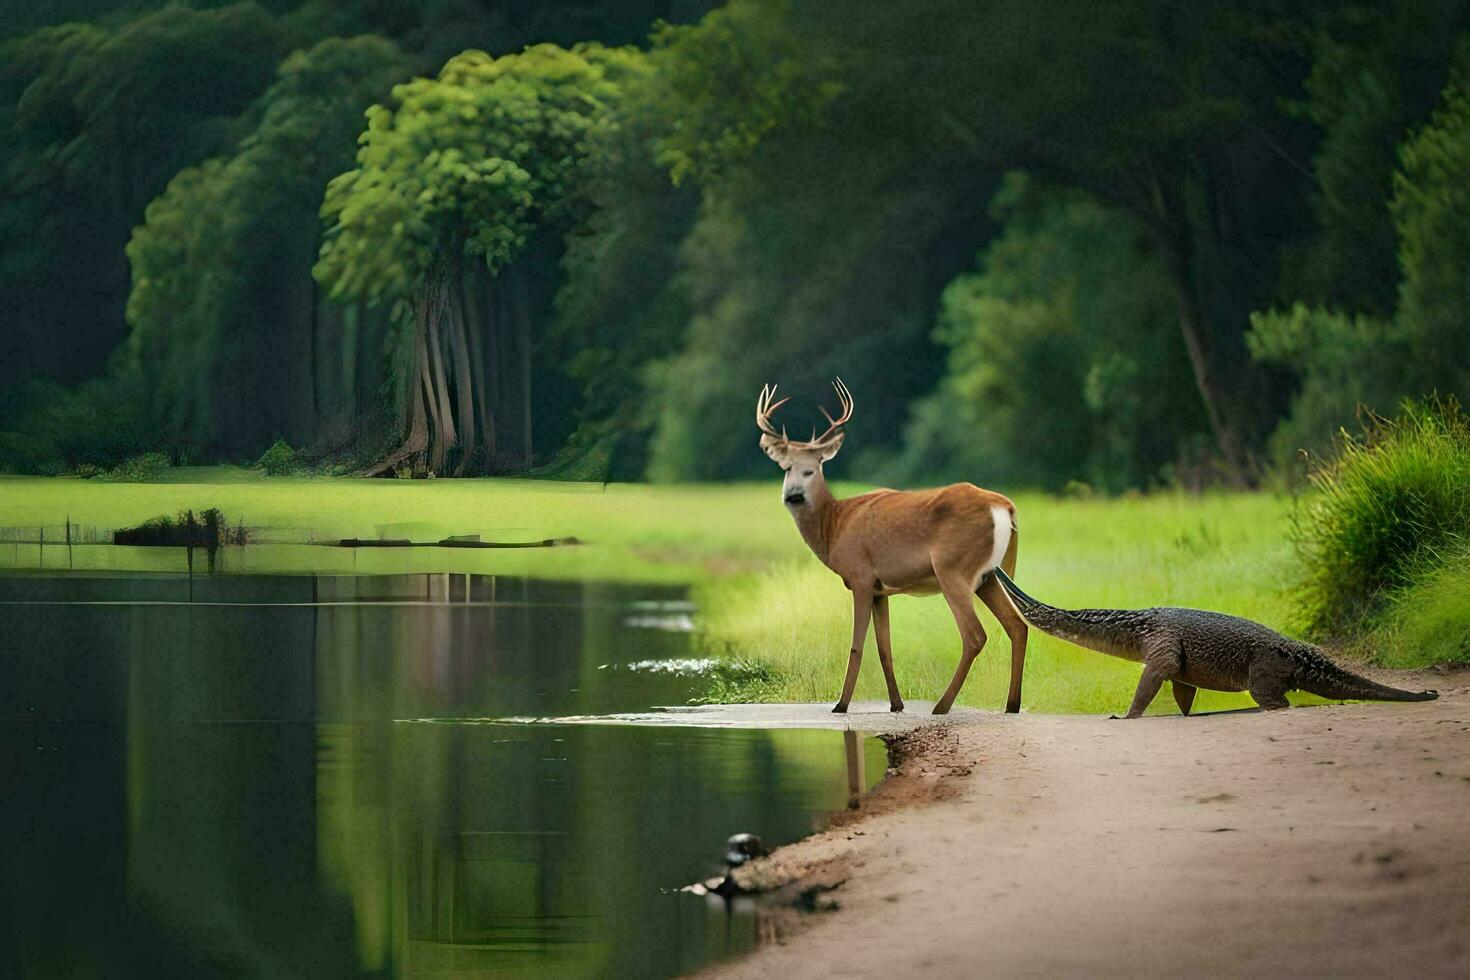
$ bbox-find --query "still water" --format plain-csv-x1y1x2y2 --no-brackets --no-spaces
2,573,885,978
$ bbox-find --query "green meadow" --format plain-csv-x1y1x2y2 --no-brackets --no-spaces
695,491,1299,715
0,470,1321,714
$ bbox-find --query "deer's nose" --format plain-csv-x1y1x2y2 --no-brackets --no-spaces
784,491,806,506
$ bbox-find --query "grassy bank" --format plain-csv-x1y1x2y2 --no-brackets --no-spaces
1361,553,1470,668
4,470,1439,714
0,468,809,583
697,493,1297,715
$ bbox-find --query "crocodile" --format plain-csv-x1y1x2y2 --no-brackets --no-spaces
991,568,1438,717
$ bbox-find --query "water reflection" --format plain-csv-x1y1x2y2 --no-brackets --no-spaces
1,574,884,978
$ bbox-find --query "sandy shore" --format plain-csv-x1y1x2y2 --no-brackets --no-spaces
701,667,1470,978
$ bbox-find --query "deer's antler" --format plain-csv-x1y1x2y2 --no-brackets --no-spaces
812,377,853,447
755,379,853,448
755,384,790,442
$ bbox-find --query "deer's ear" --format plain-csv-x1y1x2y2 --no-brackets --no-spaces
817,432,844,461
759,434,789,464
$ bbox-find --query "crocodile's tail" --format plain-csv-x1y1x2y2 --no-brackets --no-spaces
991,568,1145,659
1292,646,1439,703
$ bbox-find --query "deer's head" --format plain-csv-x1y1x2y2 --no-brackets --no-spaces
755,378,853,509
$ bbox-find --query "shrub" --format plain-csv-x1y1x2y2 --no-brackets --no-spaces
1360,551,1470,668
0,375,152,474
1292,397,1470,637
114,508,247,547
95,452,171,483
256,439,300,476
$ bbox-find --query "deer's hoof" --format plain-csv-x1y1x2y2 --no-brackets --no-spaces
931,704,951,716
831,703,848,714
889,702,905,713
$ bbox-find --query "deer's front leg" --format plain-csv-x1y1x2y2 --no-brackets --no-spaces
833,588,874,713
933,568,987,715
872,594,904,712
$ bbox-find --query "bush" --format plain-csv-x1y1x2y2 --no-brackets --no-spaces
256,439,300,476
0,374,152,474
1292,397,1470,637
114,508,247,547
1360,551,1470,668
95,452,171,483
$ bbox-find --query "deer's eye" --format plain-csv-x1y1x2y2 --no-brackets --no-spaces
803,470,814,477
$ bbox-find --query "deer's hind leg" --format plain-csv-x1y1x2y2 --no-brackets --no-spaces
872,594,904,712
932,567,988,715
977,574,1027,714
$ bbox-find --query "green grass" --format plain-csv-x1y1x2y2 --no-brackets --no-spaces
1356,551,1470,668
6,469,1431,714
1292,398,1470,636
0,468,808,583
695,492,1300,715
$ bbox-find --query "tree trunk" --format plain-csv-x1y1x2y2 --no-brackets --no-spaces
341,302,358,422
1158,239,1249,485
514,269,533,469
460,272,495,469
424,283,457,473
310,275,321,425
447,278,477,477
487,278,502,467
361,312,431,477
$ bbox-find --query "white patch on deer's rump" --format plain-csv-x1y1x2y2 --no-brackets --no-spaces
985,504,1012,573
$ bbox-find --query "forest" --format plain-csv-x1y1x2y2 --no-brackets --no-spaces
2,0,1469,489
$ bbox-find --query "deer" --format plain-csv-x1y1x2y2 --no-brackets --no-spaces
755,379,1027,715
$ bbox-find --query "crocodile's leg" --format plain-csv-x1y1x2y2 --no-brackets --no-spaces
1172,681,1197,716
1122,665,1168,718
1248,683,1290,710
1247,662,1292,710
1116,636,1183,719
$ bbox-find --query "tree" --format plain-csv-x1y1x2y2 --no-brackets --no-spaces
895,175,1205,491
125,35,418,458
546,64,700,480
640,0,1322,483
1249,35,1470,462
1281,1,1470,316
315,43,647,475
1391,41,1470,398
0,4,295,392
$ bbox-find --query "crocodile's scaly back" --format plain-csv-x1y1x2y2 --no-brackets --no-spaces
994,567,1438,713
991,568,1151,660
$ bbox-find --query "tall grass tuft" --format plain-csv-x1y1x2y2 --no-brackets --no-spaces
1292,397,1470,637
1362,550,1470,667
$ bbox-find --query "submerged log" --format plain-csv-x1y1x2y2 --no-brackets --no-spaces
334,536,579,549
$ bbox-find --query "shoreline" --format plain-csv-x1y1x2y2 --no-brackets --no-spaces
701,667,1470,978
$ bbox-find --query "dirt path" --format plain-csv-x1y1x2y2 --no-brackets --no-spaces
702,669,1470,978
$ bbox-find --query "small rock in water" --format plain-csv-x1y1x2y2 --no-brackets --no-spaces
725,832,768,868
683,833,769,898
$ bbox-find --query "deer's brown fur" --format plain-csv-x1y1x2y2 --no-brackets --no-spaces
756,381,1027,715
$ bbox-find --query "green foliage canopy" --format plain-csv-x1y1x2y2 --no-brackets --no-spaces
895,175,1204,492
315,42,646,310
1,4,295,387
125,34,417,456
